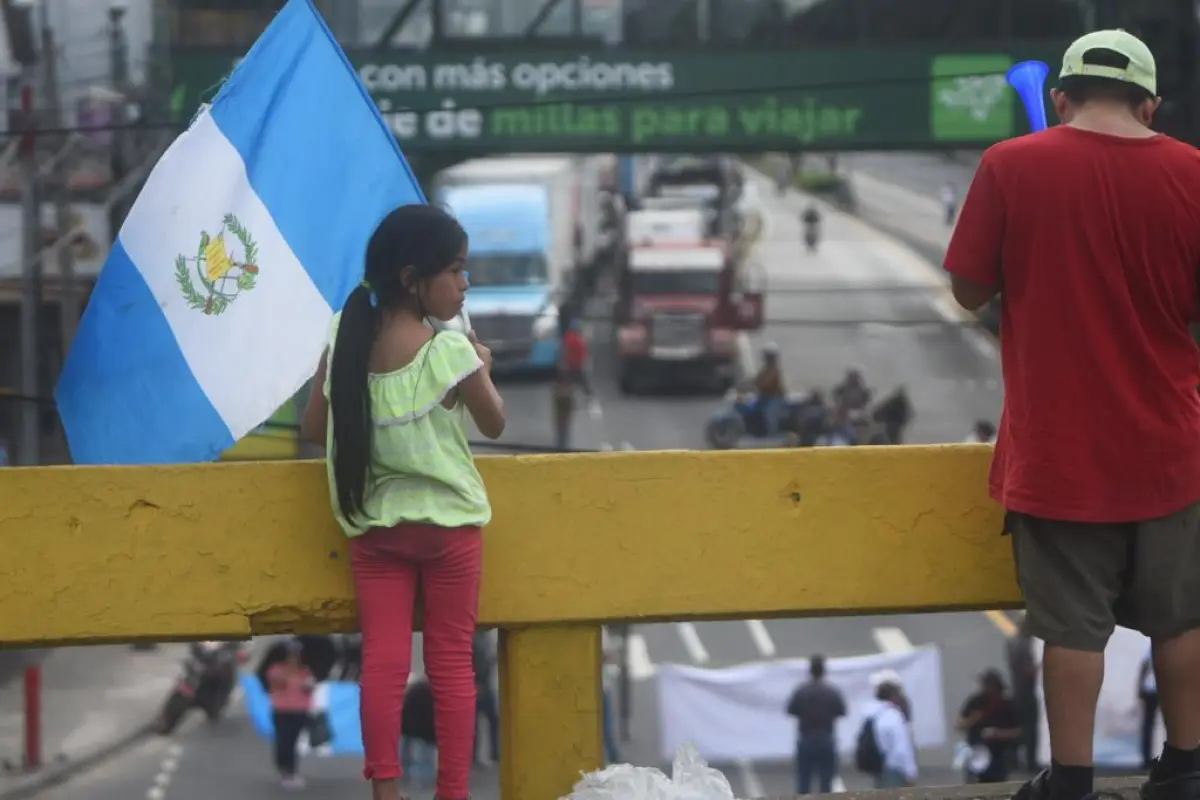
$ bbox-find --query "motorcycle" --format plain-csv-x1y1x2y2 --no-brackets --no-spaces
157,641,244,735
705,389,827,450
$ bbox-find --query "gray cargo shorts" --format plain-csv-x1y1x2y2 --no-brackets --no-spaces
1009,500,1200,652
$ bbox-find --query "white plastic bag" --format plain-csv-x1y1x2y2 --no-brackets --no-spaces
563,743,737,800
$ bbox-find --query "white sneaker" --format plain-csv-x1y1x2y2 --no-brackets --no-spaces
280,775,306,791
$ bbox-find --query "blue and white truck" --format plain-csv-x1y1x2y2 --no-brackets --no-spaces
434,156,608,372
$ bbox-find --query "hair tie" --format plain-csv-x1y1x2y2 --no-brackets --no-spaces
360,279,379,308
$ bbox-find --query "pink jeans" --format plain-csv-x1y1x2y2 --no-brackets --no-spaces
350,523,482,800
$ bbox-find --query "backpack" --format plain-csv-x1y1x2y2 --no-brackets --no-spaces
854,716,884,775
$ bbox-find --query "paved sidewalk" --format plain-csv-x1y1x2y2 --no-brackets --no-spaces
0,645,184,799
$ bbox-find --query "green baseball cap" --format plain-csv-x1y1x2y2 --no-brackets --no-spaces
1059,29,1157,96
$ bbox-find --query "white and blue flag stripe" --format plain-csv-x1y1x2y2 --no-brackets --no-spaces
56,0,425,465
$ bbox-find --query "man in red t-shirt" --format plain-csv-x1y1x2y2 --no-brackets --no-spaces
553,310,593,450
945,30,1200,800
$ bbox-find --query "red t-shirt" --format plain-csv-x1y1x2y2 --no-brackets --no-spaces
945,125,1200,522
562,329,588,371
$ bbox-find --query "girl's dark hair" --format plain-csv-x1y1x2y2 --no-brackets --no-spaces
329,204,468,524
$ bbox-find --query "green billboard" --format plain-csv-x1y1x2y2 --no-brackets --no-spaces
171,45,1063,153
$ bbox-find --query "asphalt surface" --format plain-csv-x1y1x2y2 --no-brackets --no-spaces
844,153,981,203
43,161,1013,800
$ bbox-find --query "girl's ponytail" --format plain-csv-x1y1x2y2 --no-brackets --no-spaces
329,284,379,523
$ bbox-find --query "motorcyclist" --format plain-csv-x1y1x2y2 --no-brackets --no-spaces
801,203,821,252
832,367,871,412
794,389,830,446
751,343,787,436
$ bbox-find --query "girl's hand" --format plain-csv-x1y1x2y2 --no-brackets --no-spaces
467,331,493,372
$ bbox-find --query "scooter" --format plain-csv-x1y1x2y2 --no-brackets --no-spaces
157,641,244,734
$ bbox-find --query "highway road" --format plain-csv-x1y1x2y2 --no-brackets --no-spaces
46,163,1015,800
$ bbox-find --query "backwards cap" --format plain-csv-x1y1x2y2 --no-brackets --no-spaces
1060,29,1157,96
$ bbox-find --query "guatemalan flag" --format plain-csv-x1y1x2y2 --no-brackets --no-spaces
55,0,425,465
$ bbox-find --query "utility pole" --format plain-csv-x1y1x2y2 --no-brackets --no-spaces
16,23,40,467
108,4,131,236
41,25,78,353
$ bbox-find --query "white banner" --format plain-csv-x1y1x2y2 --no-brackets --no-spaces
1034,626,1161,769
656,646,947,764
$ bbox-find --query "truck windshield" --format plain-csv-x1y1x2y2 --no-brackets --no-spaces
466,253,548,287
631,270,721,295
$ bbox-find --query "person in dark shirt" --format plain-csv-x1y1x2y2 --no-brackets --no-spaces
957,669,1022,783
1005,615,1040,772
786,654,847,794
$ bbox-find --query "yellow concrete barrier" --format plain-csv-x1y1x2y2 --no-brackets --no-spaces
0,446,1014,798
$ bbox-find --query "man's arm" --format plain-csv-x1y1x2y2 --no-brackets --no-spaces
786,688,803,718
945,157,1005,311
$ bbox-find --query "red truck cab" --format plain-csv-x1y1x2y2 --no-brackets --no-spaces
615,242,762,394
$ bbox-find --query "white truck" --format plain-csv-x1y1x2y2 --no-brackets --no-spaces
624,208,709,249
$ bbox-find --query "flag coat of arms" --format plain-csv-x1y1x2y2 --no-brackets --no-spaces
56,0,425,465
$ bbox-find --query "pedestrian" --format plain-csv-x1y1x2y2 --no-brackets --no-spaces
940,182,958,226
600,627,622,764
401,677,437,788
473,631,499,765
1006,615,1040,772
945,29,1200,800
300,204,506,800
553,310,594,451
956,669,1021,784
1138,642,1159,771
868,678,917,789
266,640,315,791
785,654,847,794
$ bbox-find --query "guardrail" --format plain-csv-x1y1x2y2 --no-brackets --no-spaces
0,446,1015,798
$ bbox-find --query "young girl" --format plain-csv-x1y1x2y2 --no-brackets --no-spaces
266,641,315,791
301,204,505,800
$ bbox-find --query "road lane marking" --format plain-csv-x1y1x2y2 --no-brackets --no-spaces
676,622,710,664
745,619,776,657
872,626,915,653
984,609,1018,637
627,633,658,680
735,757,765,798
